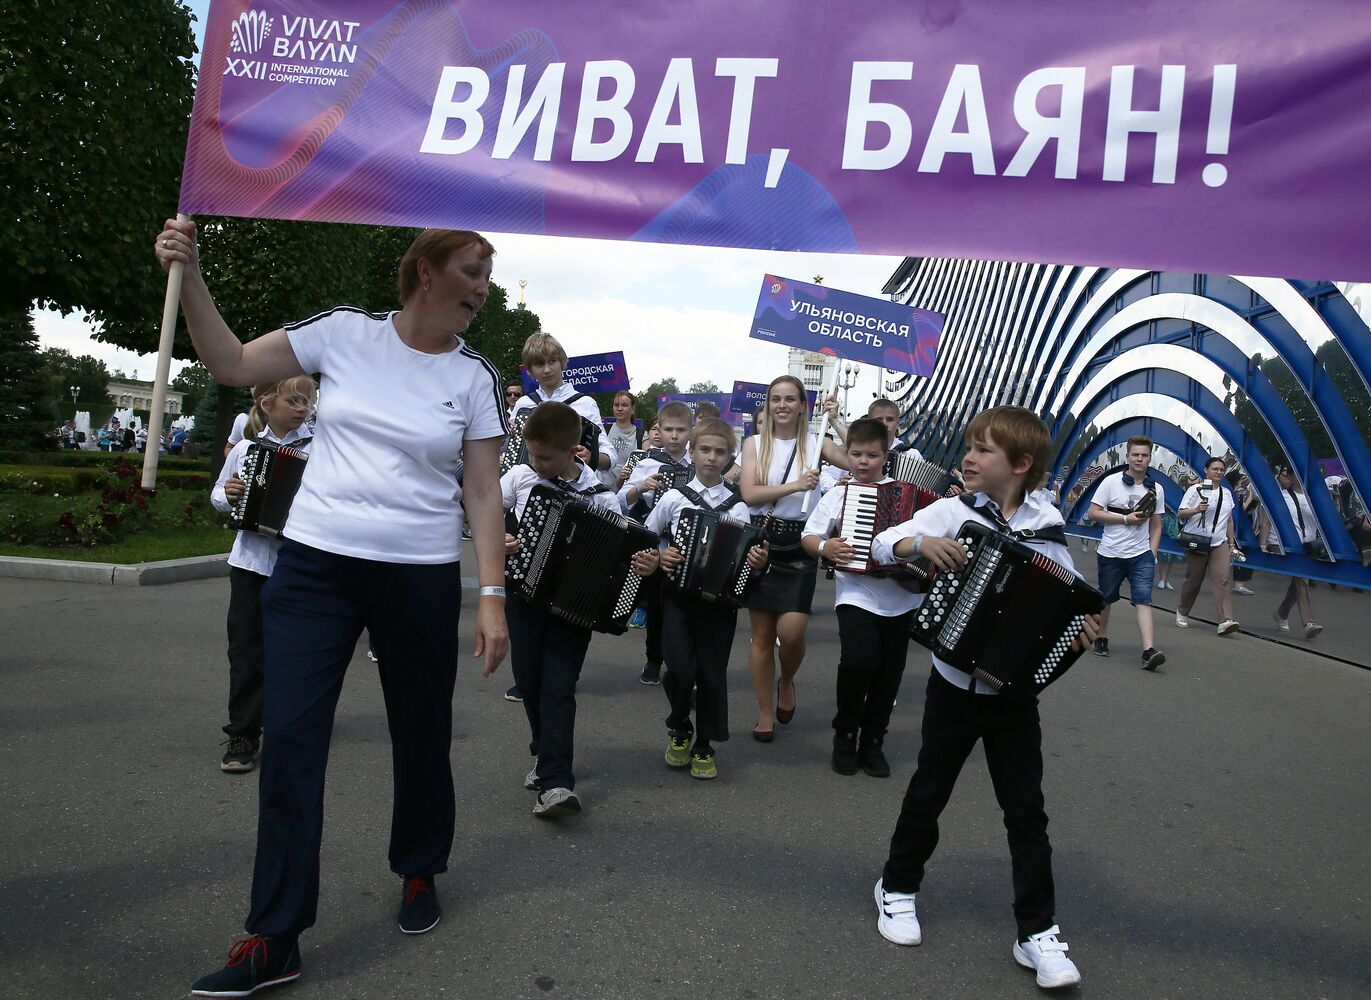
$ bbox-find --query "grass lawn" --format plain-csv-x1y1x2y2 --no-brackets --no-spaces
0,527,233,563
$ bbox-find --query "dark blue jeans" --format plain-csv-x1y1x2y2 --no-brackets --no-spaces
1097,551,1156,606
247,540,463,937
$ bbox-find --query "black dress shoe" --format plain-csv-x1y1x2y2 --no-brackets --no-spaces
776,679,796,725
752,728,775,743
831,733,858,774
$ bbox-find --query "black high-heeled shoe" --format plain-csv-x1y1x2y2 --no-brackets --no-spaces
751,727,775,743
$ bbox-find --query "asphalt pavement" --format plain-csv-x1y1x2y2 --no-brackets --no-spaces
1,568,1367,999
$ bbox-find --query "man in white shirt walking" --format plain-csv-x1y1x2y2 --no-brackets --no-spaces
1088,437,1166,670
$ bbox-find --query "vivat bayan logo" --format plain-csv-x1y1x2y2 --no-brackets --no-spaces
230,10,273,55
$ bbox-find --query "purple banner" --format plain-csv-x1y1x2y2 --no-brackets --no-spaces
183,1,1371,280
730,380,817,416
520,350,630,394
750,275,943,375
657,392,745,427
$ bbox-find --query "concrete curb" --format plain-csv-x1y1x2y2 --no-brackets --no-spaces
0,553,230,586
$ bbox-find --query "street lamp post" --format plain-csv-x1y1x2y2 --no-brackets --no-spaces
837,362,859,416
69,385,80,407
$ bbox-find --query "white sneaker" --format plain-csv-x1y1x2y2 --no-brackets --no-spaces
1217,620,1239,636
524,758,539,791
1273,613,1290,632
1175,611,1189,628
1013,925,1081,989
532,786,581,818
1305,622,1324,640
874,879,921,945
1233,585,1254,595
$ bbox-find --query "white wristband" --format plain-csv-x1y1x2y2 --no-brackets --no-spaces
479,586,506,598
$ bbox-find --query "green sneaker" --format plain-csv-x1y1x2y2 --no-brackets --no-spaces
664,735,691,768
689,750,718,780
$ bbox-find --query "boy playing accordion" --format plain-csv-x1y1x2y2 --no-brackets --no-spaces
869,406,1100,991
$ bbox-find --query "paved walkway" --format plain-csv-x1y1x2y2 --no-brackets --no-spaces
1,573,1367,999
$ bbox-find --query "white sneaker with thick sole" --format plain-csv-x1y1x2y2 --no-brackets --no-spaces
524,758,539,791
1305,622,1324,640
873,879,921,945
1217,619,1239,636
1273,613,1290,632
1233,585,1254,595
1175,611,1189,628
533,787,581,818
1013,925,1081,989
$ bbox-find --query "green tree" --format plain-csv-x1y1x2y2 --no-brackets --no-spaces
170,362,214,416
1,2,196,356
39,348,111,409
634,378,680,422
0,314,55,449
688,380,720,393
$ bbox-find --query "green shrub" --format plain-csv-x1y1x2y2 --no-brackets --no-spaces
0,450,210,471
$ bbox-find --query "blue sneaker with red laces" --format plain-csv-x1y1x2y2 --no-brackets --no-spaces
190,935,301,997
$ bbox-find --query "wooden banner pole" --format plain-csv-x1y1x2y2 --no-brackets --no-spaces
140,212,189,491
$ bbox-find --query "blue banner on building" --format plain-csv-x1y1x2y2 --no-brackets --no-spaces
749,275,943,376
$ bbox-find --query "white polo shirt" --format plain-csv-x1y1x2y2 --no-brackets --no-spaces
511,383,612,460
645,477,750,542
501,460,616,522
1092,471,1163,559
284,306,506,564
802,477,920,617
211,424,314,576
873,491,1078,694
618,449,693,511
1268,488,1318,547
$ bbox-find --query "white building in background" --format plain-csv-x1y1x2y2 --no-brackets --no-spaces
787,348,838,407
106,378,184,414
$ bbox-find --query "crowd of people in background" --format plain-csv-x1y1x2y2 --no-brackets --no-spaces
51,416,191,455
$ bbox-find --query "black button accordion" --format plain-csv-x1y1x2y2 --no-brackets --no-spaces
229,440,309,537
911,521,1105,698
506,484,658,634
665,508,766,606
827,481,940,590
888,452,957,496
500,409,601,475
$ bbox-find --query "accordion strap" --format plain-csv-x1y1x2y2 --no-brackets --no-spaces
675,483,740,513
958,494,1067,545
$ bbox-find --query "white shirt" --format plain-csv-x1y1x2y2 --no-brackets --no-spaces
1091,471,1163,559
501,460,616,522
645,477,750,542
747,431,823,519
284,306,506,563
817,463,847,498
803,477,920,617
1268,488,1318,547
510,383,612,461
211,424,314,576
226,412,249,448
619,449,693,512
1179,482,1235,543
874,491,1078,695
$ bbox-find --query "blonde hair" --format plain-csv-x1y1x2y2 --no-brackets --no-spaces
397,230,495,305
247,375,317,438
753,375,812,485
691,417,735,454
521,331,568,369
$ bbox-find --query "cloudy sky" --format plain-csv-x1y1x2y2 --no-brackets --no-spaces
34,2,906,408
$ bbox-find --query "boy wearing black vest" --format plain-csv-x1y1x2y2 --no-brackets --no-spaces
869,406,1100,991
645,418,767,780
501,403,657,818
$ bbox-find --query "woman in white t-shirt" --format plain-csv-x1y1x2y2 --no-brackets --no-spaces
1174,458,1242,635
1258,465,1324,640
157,221,510,996
739,375,847,741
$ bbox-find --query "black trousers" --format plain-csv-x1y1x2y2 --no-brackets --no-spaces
641,571,664,666
248,540,463,938
225,567,268,738
833,605,912,742
883,670,1056,939
662,591,736,744
506,592,592,791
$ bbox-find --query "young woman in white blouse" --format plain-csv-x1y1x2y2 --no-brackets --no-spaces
157,221,510,997
1174,457,1242,635
1258,465,1325,640
738,375,847,741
